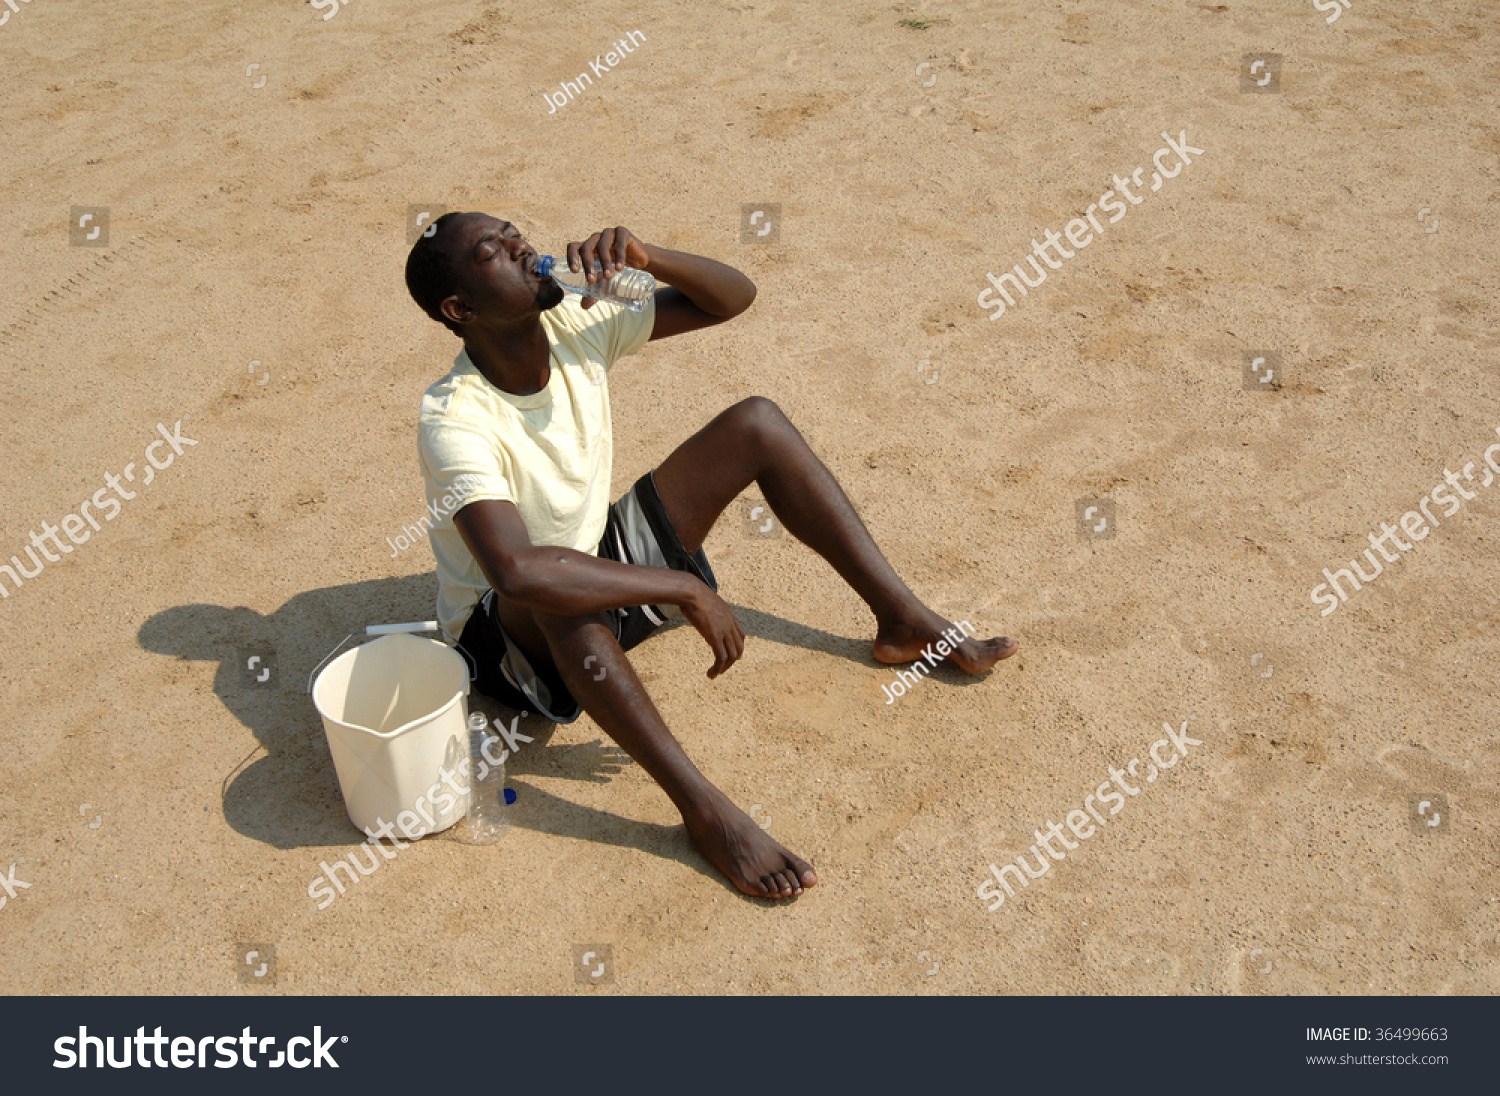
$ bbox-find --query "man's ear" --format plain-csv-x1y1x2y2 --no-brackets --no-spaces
440,295,473,328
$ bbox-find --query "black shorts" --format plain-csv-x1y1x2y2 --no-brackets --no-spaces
454,469,717,723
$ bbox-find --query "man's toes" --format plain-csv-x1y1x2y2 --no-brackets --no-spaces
775,870,801,896
789,856,818,887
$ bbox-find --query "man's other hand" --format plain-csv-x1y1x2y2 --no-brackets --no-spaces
678,583,745,679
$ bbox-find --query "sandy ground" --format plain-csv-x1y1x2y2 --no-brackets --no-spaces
1,0,1497,996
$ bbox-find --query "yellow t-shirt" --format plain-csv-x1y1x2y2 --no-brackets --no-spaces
417,293,656,639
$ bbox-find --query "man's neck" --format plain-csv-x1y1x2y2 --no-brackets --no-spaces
463,318,553,397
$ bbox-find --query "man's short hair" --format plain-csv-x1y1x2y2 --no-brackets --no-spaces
404,212,465,335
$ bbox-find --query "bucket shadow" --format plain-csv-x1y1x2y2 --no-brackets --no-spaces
136,573,870,867
138,574,443,851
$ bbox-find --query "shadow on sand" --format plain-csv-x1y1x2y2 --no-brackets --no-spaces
138,573,884,896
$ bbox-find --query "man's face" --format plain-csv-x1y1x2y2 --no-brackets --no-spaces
441,212,563,329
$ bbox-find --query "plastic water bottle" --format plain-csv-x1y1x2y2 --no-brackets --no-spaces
536,255,655,312
465,712,510,844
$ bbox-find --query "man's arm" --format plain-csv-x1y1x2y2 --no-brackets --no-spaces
643,246,755,341
565,227,755,341
453,498,745,676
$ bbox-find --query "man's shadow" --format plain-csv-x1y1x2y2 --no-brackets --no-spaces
137,574,875,887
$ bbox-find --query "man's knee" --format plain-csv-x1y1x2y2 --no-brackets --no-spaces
726,396,792,452
730,395,786,425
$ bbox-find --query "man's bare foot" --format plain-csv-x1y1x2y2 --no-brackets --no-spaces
683,791,817,900
872,612,1018,673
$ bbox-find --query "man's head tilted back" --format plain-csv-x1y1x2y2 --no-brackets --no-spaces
404,211,562,337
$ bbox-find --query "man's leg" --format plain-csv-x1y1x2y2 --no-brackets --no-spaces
487,598,816,899
652,396,1018,669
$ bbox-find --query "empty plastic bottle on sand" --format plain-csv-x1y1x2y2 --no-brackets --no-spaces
465,712,510,844
536,255,655,312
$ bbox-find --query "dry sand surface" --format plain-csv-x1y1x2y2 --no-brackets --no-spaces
2,0,1498,996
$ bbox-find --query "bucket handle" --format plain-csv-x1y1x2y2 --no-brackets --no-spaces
305,621,441,695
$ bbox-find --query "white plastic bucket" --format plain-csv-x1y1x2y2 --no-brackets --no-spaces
311,632,471,837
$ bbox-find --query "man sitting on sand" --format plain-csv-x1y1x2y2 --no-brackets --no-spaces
403,214,1018,899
